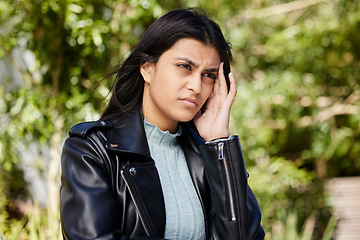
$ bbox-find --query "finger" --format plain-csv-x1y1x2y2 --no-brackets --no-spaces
227,72,237,102
213,62,225,97
218,62,227,93
217,62,225,86
212,62,222,96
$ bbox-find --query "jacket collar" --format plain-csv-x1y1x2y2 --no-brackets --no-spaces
106,110,151,158
105,110,204,160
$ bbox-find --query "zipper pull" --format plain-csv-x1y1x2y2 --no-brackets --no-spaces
218,142,224,160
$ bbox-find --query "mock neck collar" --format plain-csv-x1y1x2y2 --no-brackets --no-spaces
144,117,182,136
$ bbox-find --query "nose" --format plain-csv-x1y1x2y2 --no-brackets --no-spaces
186,74,202,94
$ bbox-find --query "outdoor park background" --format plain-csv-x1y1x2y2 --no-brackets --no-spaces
0,0,359,239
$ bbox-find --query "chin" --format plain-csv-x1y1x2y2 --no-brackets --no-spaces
172,108,200,123
176,114,197,123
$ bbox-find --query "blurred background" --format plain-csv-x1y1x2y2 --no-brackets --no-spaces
0,0,359,239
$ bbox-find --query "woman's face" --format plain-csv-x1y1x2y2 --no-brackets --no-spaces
141,38,221,133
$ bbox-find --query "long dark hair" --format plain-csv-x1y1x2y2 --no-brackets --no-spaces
101,8,232,123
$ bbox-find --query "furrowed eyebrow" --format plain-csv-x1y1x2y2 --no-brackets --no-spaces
175,57,199,68
206,68,218,73
175,57,219,72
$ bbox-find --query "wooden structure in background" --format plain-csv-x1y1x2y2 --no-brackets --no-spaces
326,177,360,240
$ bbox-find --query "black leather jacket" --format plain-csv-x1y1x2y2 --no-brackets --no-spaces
60,111,265,240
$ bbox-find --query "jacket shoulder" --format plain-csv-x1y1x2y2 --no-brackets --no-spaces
69,120,113,138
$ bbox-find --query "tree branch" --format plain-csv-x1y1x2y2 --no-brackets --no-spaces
229,0,324,25
296,103,359,127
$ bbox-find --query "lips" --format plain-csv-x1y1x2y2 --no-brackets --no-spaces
179,97,198,107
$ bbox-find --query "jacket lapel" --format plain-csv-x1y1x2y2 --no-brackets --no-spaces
104,112,211,238
106,111,151,159
105,111,165,237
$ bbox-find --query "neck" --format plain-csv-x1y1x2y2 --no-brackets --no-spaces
142,85,179,134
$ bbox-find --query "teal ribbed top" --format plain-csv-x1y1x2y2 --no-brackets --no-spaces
144,119,205,240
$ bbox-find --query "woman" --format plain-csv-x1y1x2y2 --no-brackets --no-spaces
60,8,265,240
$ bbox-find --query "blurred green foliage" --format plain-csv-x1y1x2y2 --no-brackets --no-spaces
0,0,359,239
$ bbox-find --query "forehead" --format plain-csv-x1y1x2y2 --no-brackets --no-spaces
161,38,221,67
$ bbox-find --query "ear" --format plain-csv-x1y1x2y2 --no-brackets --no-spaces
140,62,154,84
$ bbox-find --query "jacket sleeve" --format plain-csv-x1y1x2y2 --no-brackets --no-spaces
61,134,122,240
199,136,265,240
60,134,167,240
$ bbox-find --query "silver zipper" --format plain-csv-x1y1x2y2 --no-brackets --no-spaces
218,142,224,160
121,170,152,236
218,142,237,221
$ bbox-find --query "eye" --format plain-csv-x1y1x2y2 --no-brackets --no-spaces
203,72,217,80
178,63,192,71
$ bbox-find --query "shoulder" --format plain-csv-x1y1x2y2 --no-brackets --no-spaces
69,120,113,138
62,120,114,165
